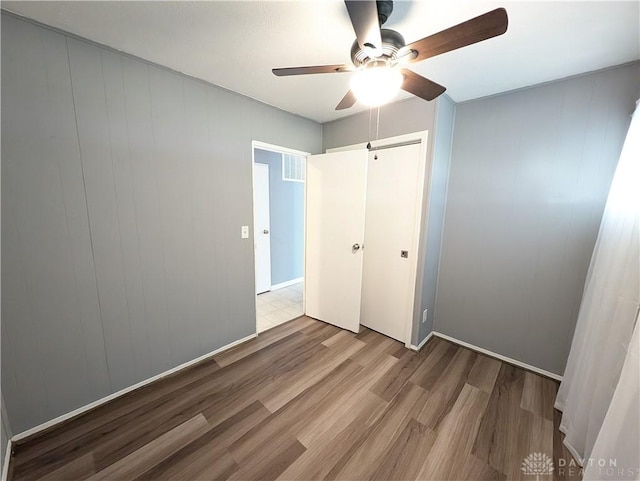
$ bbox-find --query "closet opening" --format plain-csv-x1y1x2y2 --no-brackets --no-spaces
306,131,429,347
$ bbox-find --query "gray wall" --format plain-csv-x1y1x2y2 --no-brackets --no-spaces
415,96,455,345
434,63,640,376
1,397,9,471
1,12,321,433
254,148,304,286
322,96,436,152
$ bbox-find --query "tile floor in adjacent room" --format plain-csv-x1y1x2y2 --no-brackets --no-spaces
256,282,303,332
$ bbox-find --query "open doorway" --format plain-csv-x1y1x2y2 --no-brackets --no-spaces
252,141,308,333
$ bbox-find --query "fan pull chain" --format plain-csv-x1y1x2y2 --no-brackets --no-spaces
366,107,381,151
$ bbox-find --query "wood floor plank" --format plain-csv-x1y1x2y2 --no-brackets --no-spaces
295,354,397,447
214,317,315,367
91,332,326,471
277,391,388,481
12,357,221,472
409,339,458,390
136,446,237,481
388,343,410,359
521,410,555,478
321,329,356,348
89,354,292,471
14,333,316,479
521,371,557,421
228,436,306,481
299,321,342,344
416,347,477,429
259,331,366,411
87,414,210,481
472,363,526,476
416,383,491,480
467,353,502,393
350,334,398,366
134,401,270,481
38,453,95,481
12,363,233,480
460,454,507,480
9,318,568,481
303,326,346,346
200,335,329,427
369,418,437,481
228,360,363,460
370,338,440,402
326,382,430,480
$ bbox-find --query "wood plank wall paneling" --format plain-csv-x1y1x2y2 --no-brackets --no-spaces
1,12,322,433
8,318,582,481
1,16,111,431
435,62,640,375
417,96,455,344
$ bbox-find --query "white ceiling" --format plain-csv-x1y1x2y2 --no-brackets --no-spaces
3,1,639,123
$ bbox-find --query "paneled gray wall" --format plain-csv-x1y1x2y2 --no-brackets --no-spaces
434,63,640,375
254,149,304,286
322,96,436,152
1,13,321,433
1,397,9,470
416,96,455,344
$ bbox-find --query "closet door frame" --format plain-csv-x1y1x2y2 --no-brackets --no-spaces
327,130,430,348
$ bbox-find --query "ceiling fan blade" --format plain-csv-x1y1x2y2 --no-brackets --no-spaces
406,8,508,63
344,1,382,53
335,90,357,110
272,65,353,76
400,69,446,101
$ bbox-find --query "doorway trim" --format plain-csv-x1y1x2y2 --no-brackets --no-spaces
251,140,310,335
326,131,430,349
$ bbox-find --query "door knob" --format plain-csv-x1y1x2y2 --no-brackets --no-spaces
263,230,269,234
352,243,360,251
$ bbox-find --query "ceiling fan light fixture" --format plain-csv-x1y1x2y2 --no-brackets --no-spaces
350,63,403,107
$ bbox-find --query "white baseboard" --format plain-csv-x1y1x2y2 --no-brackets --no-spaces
11,332,257,443
270,277,303,291
409,331,434,351
2,439,11,481
432,331,563,381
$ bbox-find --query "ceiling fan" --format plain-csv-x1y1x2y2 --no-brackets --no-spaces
272,1,508,110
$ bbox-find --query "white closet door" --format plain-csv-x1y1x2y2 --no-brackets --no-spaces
360,144,424,342
305,150,368,333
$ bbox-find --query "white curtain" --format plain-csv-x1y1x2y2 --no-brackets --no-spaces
583,321,639,480
555,98,640,476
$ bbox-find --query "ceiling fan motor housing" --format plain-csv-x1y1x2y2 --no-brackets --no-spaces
376,0,394,25
350,28,405,66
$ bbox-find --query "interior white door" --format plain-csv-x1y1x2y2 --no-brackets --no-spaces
305,150,368,333
254,163,271,294
360,144,424,342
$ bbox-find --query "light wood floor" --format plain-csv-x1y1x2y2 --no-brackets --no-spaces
8,317,579,481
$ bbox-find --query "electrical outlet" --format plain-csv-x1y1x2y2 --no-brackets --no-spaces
422,309,428,323
241,226,249,239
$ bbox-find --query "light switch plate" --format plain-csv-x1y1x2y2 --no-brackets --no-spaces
422,309,428,323
241,226,249,239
